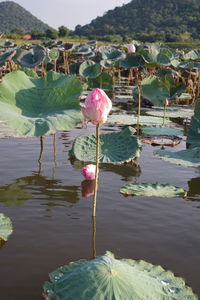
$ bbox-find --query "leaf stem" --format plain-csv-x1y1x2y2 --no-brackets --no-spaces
137,85,141,136
92,124,100,217
38,136,44,162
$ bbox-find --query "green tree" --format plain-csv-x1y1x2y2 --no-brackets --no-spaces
58,25,70,37
45,29,58,39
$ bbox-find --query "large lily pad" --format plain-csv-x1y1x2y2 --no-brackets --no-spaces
154,148,200,167
146,107,194,119
69,126,141,164
142,126,183,136
16,45,46,68
79,60,101,78
120,183,186,197
43,251,197,300
0,213,13,241
107,114,172,126
0,70,82,136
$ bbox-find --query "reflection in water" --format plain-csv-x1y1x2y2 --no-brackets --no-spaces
0,238,6,249
92,216,97,259
81,180,95,198
0,173,80,207
187,177,200,202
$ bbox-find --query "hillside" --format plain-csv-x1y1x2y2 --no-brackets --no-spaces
74,0,200,42
0,1,51,33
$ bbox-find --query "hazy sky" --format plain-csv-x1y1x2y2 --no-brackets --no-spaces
1,0,131,29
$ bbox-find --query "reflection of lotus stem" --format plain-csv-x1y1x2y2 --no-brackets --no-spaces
137,86,141,135
53,133,57,165
92,124,100,217
38,136,44,162
92,216,97,258
163,104,167,126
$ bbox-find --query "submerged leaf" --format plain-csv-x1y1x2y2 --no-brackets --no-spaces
0,70,82,136
0,213,13,241
120,183,186,197
69,126,141,164
43,251,197,300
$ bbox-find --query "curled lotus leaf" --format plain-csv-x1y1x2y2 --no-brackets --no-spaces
89,72,112,90
0,49,16,64
48,48,59,61
154,148,200,167
16,44,46,68
178,61,200,69
0,213,13,241
43,251,197,300
0,41,15,48
183,50,200,61
118,54,144,68
73,46,92,55
142,126,183,136
120,183,186,197
69,126,141,164
0,70,82,137
99,45,126,61
107,114,172,126
79,60,101,78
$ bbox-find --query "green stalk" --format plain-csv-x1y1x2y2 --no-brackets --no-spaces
163,103,167,126
137,86,141,136
92,216,97,258
38,136,44,162
92,124,100,217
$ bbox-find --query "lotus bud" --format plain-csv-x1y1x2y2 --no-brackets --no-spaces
81,180,95,198
128,44,136,54
81,88,112,125
82,164,96,180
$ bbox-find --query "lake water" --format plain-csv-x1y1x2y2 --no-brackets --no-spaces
0,123,199,299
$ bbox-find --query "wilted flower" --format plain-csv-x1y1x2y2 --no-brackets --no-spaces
128,44,136,53
82,88,112,125
82,164,96,180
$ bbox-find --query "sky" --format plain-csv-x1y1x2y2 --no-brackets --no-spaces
1,0,131,30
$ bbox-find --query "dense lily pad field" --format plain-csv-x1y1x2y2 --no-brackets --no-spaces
0,39,200,299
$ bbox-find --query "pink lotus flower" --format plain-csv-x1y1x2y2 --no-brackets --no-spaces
128,44,136,53
82,164,96,180
82,88,112,125
81,180,95,198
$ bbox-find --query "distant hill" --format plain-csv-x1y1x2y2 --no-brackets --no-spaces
74,0,200,42
0,1,51,33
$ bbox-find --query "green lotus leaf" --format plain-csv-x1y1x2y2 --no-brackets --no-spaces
0,213,13,241
89,72,113,90
0,49,16,64
99,45,126,60
69,127,141,164
0,70,82,136
100,59,115,69
187,118,200,146
183,50,200,61
73,46,92,55
154,148,200,167
18,68,38,78
142,126,183,136
138,45,173,67
0,41,15,48
48,48,59,61
107,114,172,126
120,183,186,197
146,107,194,119
43,251,197,300
16,45,46,68
118,54,144,68
178,61,200,69
79,60,101,78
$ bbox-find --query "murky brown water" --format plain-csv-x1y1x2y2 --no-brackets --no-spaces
0,124,199,299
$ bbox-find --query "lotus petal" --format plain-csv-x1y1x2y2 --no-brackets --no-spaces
0,213,13,241
0,70,82,136
154,148,200,167
69,126,141,164
43,251,197,300
120,183,186,197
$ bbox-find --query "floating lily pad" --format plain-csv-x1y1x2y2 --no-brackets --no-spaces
0,213,13,241
154,148,200,167
120,183,186,197
43,251,197,300
146,107,194,119
107,114,172,126
142,126,183,136
0,70,82,136
69,126,141,164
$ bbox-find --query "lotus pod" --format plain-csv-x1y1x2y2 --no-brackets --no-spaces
69,126,141,164
0,70,82,136
120,183,186,197
16,44,46,68
43,251,197,300
0,213,13,241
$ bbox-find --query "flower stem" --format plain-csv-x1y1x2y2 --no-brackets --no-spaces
92,124,100,217
38,136,44,162
137,85,141,136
